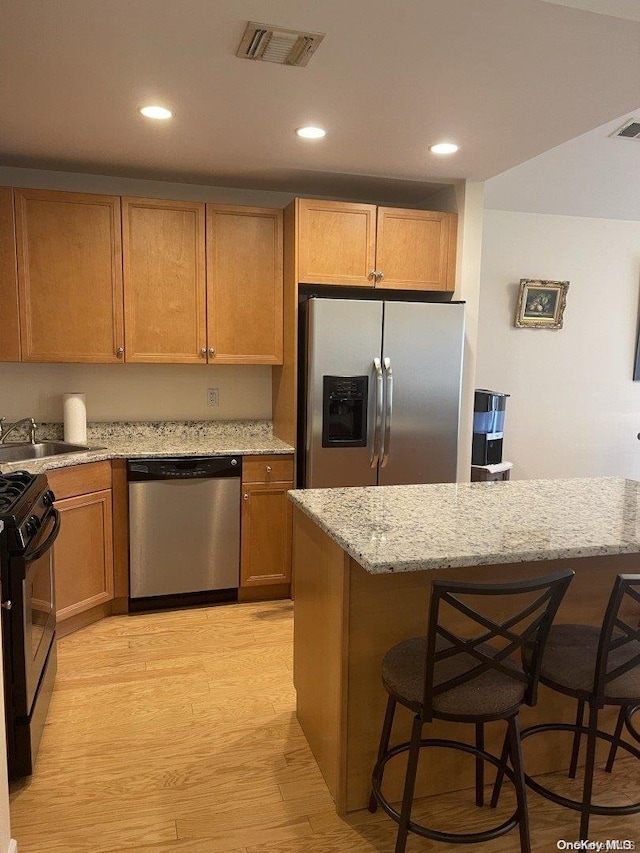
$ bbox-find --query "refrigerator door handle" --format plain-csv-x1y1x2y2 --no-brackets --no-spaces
370,357,384,468
380,357,393,468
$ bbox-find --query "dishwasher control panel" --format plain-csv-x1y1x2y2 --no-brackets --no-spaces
127,457,240,481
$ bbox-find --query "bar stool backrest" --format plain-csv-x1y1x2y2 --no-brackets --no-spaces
593,573,640,707
422,569,574,721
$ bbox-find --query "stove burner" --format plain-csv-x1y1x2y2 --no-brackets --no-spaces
0,472,37,514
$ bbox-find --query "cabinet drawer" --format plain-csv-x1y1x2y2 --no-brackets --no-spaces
47,461,112,501
242,455,294,484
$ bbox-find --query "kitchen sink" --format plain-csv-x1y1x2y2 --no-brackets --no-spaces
0,441,104,464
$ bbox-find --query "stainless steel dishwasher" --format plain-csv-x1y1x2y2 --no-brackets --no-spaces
128,456,240,611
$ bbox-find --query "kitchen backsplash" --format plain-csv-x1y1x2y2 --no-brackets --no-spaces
2,419,276,444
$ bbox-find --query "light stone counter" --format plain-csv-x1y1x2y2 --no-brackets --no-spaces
288,477,640,573
290,477,640,814
0,420,293,475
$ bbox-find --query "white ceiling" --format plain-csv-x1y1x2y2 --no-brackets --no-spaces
2,0,640,204
485,112,640,220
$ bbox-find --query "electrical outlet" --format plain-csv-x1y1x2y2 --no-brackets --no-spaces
207,388,219,407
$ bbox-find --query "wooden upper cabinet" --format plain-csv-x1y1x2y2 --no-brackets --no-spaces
206,205,283,364
122,198,206,363
294,198,457,291
296,198,377,286
15,188,124,362
0,187,20,361
376,207,457,291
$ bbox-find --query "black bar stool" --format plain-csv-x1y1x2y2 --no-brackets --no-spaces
493,573,640,840
368,569,574,853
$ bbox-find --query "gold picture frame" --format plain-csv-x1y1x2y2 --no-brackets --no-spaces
514,279,570,329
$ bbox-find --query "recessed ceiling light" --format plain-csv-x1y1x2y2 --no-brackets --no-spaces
429,142,459,155
140,105,173,120
296,126,326,139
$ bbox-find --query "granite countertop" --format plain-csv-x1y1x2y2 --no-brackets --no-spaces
288,477,640,574
0,420,294,475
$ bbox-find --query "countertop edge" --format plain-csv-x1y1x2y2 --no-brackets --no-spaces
288,480,640,574
2,442,295,475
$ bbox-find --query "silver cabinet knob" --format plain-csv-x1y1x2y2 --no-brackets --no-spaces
369,269,377,280
243,493,249,501
199,348,207,357
116,347,124,358
208,347,216,356
376,271,384,283
266,465,272,473
1,601,11,610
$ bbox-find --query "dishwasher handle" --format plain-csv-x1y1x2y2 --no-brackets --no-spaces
127,456,241,481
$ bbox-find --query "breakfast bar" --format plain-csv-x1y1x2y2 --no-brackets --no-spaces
288,477,640,815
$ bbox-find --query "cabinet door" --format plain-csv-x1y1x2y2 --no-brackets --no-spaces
297,199,376,287
15,189,124,362
53,489,114,623
0,187,20,360
240,482,292,586
122,198,206,363
375,208,457,291
206,205,283,364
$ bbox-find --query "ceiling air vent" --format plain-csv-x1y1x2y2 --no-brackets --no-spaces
611,119,640,140
236,21,325,67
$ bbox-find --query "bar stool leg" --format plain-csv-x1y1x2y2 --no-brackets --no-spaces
604,706,626,773
490,726,509,808
475,722,485,806
369,695,397,813
507,714,531,853
580,703,599,841
569,699,585,779
395,714,423,853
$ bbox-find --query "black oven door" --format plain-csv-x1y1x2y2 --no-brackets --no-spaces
11,507,60,718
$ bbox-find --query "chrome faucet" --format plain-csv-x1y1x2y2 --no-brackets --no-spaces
0,417,37,444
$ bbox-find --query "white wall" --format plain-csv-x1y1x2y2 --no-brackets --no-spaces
454,181,485,480
0,364,272,423
477,209,640,480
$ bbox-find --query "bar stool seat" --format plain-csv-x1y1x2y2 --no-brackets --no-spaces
382,636,527,717
536,623,640,700
369,569,574,853
494,574,640,842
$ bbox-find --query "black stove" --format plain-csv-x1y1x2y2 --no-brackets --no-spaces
0,469,59,779
0,471,55,553
0,472,33,513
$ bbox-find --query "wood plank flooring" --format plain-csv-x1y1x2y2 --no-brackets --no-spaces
9,602,639,852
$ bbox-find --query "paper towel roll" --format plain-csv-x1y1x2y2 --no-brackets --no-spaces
63,393,87,444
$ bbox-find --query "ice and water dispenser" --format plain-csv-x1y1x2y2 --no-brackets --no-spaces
472,389,509,466
322,375,369,448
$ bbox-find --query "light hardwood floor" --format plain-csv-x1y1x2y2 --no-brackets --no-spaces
9,602,639,852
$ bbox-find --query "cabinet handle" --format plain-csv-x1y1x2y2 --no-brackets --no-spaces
199,348,207,357
376,271,384,284
1,601,11,610
243,493,249,501
116,347,124,358
266,465,272,473
208,347,216,356
369,269,377,281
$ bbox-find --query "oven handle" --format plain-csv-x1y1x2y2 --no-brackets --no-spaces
23,508,61,563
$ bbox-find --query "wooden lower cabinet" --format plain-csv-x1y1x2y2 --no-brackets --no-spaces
240,454,293,597
46,462,114,635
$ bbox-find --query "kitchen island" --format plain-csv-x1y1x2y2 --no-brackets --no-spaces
288,477,640,814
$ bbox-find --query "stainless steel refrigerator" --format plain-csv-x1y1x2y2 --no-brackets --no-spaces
299,297,465,488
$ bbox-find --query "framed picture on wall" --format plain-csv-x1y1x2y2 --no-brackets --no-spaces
514,279,570,329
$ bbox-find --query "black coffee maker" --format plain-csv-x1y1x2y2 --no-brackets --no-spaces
472,389,509,466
